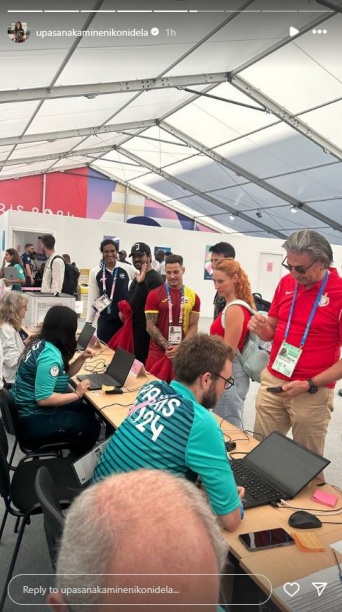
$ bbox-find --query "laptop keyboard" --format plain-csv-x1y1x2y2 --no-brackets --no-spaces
81,373,120,388
231,460,287,501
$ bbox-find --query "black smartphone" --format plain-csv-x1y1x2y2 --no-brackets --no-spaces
267,386,284,393
239,528,295,552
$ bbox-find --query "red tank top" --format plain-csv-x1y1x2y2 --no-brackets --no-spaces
210,305,251,352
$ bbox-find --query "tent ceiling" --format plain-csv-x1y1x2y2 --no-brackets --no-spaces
1,0,342,242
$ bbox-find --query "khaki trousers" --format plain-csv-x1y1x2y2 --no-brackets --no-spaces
254,369,334,457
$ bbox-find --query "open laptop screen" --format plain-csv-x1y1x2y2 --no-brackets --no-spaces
106,348,136,387
244,432,330,497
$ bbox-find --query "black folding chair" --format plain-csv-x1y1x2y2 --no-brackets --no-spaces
34,466,66,571
0,388,82,465
0,419,83,611
0,388,18,469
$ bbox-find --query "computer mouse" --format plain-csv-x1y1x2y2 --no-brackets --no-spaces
288,510,322,529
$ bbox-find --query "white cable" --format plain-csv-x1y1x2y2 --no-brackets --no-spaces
279,499,342,516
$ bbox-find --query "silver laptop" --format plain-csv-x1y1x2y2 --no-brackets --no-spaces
76,323,96,351
4,266,21,281
77,347,135,390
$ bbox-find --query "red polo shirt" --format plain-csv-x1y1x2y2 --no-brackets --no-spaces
268,268,342,385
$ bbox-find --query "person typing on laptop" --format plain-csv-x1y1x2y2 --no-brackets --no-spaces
94,334,244,532
11,305,101,455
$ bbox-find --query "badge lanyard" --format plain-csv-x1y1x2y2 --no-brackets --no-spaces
102,264,118,314
165,283,184,327
284,270,329,348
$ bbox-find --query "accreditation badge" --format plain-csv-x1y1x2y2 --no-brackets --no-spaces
272,341,302,378
93,294,112,313
168,325,182,344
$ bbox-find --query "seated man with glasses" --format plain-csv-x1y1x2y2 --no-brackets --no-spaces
248,229,342,462
94,333,244,532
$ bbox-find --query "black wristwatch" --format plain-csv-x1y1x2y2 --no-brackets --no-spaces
307,378,318,394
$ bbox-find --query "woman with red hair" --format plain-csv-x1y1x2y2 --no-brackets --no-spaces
210,259,255,428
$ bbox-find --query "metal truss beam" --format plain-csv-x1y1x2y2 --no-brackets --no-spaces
0,145,118,167
160,121,300,206
0,120,157,147
229,75,342,162
0,73,229,105
115,146,286,239
160,121,342,232
0,161,90,181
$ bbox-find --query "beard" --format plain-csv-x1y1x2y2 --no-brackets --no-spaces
201,382,218,410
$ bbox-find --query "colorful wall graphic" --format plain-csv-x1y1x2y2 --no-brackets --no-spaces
0,167,217,233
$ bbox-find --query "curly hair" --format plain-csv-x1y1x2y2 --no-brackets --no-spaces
214,259,255,309
0,291,28,331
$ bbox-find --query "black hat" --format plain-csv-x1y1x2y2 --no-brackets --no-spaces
129,242,151,257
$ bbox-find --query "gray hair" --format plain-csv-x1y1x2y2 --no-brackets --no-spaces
282,230,333,269
55,470,228,611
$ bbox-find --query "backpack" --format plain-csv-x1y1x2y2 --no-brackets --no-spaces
221,299,271,382
252,292,271,313
62,263,80,295
51,256,79,295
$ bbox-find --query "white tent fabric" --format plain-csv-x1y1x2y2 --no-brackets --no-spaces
1,0,342,241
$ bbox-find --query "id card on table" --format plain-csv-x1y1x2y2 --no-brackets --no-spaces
272,341,302,378
93,294,112,314
168,325,182,344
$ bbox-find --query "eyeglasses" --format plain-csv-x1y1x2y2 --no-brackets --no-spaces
281,257,318,275
212,373,235,390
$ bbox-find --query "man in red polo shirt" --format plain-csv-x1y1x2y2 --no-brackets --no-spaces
248,229,342,458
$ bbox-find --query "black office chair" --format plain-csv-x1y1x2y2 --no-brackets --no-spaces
0,388,18,469
0,419,83,611
0,388,83,463
34,466,66,571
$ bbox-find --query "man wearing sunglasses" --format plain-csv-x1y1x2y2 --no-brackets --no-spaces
248,229,342,460
94,333,244,533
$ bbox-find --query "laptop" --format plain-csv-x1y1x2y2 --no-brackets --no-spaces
77,347,135,390
76,323,96,351
4,266,20,281
231,431,330,509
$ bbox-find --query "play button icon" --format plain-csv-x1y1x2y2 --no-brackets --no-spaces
289,27,299,37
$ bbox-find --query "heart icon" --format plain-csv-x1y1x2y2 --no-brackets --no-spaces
283,582,300,597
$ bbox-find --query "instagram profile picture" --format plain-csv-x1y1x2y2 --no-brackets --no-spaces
8,21,30,44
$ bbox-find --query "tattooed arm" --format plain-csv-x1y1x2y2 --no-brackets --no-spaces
146,312,169,349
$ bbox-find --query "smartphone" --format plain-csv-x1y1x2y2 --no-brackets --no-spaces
267,386,284,393
239,528,295,552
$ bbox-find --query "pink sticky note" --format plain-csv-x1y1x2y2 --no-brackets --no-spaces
130,358,143,378
311,489,338,508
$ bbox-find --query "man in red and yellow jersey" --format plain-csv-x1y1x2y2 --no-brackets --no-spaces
145,254,200,382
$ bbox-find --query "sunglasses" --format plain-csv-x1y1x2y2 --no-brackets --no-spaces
212,373,235,390
281,257,318,275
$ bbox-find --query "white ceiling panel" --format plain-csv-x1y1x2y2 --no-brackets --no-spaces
165,83,277,148
0,102,41,138
1,2,341,240
8,137,84,160
25,93,137,134
300,101,342,150
242,35,342,115
268,164,342,202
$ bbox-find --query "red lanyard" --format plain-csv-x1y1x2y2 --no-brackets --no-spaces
165,283,184,326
